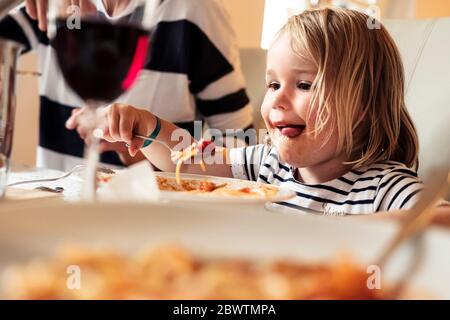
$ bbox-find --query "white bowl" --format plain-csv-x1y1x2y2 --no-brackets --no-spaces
0,201,449,299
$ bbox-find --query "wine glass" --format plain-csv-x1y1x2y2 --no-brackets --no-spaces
47,0,155,200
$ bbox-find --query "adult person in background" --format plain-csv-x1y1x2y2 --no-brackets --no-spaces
0,0,254,171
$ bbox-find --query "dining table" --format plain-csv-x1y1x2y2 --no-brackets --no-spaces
1,163,450,300
2,163,450,230
3,164,79,204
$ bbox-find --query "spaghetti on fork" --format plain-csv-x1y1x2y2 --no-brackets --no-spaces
171,140,226,185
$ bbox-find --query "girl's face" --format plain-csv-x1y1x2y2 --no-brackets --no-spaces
261,33,340,169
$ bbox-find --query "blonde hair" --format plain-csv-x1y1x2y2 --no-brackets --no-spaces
280,8,419,168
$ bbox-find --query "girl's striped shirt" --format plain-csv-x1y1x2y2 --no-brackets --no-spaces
230,144,423,215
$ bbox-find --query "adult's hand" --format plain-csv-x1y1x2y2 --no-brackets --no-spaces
66,106,146,166
25,0,96,31
25,0,47,31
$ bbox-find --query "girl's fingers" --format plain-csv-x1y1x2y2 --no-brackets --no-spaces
119,114,134,145
109,104,140,144
101,127,115,143
108,106,121,141
128,138,144,157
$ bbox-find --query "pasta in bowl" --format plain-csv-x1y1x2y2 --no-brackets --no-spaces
1,245,390,300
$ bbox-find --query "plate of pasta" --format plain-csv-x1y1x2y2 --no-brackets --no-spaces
154,172,295,204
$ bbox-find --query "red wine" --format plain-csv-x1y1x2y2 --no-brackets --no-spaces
51,19,150,102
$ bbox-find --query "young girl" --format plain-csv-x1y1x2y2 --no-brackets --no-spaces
77,8,422,215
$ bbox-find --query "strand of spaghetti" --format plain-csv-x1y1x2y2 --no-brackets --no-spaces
176,158,184,186
175,146,199,185
200,159,206,172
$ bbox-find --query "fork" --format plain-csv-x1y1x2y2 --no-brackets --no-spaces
134,135,226,156
8,165,115,187
133,134,175,153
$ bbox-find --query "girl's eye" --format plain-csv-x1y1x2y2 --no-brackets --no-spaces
297,81,312,91
267,82,280,91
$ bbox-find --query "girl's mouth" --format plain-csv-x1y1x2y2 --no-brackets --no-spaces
275,124,306,138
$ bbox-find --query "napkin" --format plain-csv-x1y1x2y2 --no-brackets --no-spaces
97,162,160,202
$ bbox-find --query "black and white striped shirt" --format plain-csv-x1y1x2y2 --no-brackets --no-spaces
1,0,253,170
230,145,423,214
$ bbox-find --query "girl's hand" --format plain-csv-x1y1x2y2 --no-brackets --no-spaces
67,104,233,177
98,141,146,165
102,103,157,157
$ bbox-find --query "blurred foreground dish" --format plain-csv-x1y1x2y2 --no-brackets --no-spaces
1,245,389,300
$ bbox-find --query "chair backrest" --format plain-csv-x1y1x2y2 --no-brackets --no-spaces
239,48,267,130
239,17,450,177
384,18,450,176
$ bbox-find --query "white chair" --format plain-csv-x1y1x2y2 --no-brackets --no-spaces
239,17,450,178
384,18,450,177
239,48,267,131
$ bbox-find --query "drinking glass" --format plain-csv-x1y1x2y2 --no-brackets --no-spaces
47,0,155,200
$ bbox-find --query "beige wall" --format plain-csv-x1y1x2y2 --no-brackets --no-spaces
416,0,450,18
222,0,265,48
378,0,416,19
221,0,450,45
12,53,39,166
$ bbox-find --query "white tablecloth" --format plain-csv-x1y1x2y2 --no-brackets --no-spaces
8,165,83,202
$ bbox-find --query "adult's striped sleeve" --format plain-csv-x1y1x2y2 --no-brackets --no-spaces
146,0,253,131
0,6,43,53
